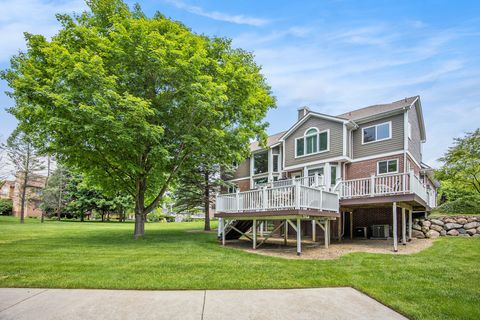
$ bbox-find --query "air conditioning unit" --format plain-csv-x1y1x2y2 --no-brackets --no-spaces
371,224,390,239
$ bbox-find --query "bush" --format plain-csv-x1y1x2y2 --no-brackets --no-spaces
437,195,480,214
0,199,13,215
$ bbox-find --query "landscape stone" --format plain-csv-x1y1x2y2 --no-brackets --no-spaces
447,229,459,236
477,226,480,233
457,218,468,225
430,225,443,232
463,222,480,229
473,234,480,238
421,221,431,228
412,230,425,239
444,218,456,223
457,228,466,234
458,234,470,237
466,228,477,236
430,219,444,226
444,223,462,230
440,230,447,236
412,224,422,231
421,226,430,234
467,217,477,223
426,230,440,238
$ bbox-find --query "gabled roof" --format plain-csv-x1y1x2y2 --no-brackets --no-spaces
250,131,286,152
279,111,350,141
337,96,418,121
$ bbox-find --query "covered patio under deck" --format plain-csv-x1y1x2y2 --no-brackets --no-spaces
340,194,433,252
216,210,339,256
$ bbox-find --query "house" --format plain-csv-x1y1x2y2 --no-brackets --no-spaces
1,172,47,218
215,96,438,254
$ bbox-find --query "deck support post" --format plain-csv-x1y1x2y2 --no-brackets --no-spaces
402,207,407,245
252,219,257,249
296,218,302,256
222,219,226,246
284,220,288,245
338,214,342,242
324,220,329,249
312,220,316,242
260,221,264,237
408,210,412,241
393,202,398,252
349,211,353,240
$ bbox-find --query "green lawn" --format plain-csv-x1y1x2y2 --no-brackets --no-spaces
0,216,479,320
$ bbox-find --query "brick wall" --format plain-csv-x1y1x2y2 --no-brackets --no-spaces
345,154,405,180
237,179,250,191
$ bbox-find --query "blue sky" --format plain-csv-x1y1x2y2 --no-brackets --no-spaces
0,0,479,168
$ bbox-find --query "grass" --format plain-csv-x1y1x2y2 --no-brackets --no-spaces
0,216,479,319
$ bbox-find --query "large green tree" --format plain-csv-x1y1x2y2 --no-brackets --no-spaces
437,129,480,200
1,0,274,237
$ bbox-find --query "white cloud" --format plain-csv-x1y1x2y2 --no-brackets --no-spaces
165,0,270,26
0,0,87,62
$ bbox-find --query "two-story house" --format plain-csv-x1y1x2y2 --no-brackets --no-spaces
215,96,438,255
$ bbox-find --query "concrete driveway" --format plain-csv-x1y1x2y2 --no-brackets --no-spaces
0,287,407,320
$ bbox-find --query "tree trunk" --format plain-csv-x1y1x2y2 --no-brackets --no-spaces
19,177,27,224
80,214,84,222
101,211,105,222
204,171,211,231
134,212,145,239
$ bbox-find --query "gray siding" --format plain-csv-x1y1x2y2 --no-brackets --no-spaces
408,105,422,163
352,113,404,159
284,116,344,167
233,158,250,179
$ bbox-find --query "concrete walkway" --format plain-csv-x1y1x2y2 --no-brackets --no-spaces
0,287,407,320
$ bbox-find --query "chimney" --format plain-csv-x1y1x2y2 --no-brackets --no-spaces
297,106,310,120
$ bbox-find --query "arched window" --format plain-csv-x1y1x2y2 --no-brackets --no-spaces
295,127,329,157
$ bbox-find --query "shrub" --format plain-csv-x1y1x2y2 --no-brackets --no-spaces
0,199,13,215
437,195,480,214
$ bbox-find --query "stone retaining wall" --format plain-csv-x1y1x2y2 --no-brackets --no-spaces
412,216,480,238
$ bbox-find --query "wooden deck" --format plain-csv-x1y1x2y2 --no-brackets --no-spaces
339,193,431,211
215,209,340,219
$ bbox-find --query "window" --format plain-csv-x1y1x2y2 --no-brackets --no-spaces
377,159,398,175
308,167,324,176
330,166,337,186
295,128,329,157
227,185,237,193
253,177,268,188
362,122,391,144
253,151,268,175
273,154,279,172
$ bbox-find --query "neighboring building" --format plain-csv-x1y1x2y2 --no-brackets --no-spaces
216,96,438,254
2,172,47,218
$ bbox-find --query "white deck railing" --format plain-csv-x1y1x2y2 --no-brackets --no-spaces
337,171,436,207
216,183,339,213
257,174,325,189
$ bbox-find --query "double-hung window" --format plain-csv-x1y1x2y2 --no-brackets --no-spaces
296,128,329,157
377,159,398,175
253,151,268,175
362,122,391,144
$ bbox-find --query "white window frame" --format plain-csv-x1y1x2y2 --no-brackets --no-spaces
252,150,268,176
362,121,392,145
295,127,330,158
377,159,398,175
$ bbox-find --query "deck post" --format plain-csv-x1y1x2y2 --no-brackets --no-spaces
324,220,329,249
252,219,257,249
218,217,223,238
402,207,406,245
349,211,353,240
408,210,412,241
222,219,226,246
294,182,301,209
312,220,316,241
314,173,319,187
260,221,264,237
296,218,302,256
393,202,398,252
338,214,342,242
370,175,375,196
284,220,288,245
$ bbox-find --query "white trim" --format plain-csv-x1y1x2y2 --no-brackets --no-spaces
342,124,347,157
226,177,251,182
280,112,349,141
295,129,330,158
377,159,399,175
350,150,404,163
283,156,351,171
406,151,422,169
361,121,392,145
